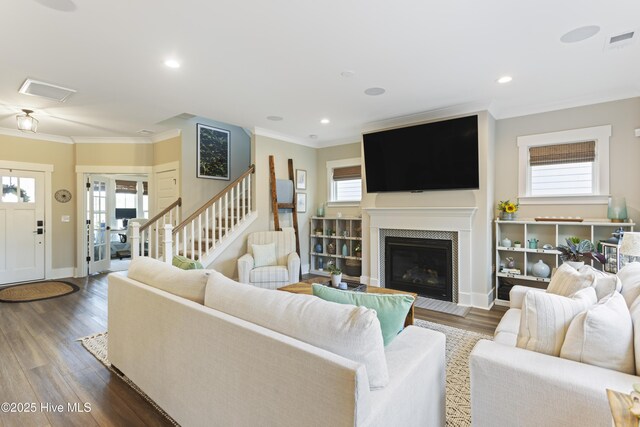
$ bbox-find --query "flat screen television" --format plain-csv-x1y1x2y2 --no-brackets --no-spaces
363,115,479,192
115,208,137,219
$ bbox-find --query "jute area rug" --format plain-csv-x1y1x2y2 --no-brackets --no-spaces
0,281,79,303
80,321,490,426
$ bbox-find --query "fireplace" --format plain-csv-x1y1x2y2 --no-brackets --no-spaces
384,236,453,301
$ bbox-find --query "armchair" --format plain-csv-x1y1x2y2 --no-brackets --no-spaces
237,230,300,289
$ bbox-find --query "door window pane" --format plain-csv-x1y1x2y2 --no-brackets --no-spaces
19,177,35,203
2,177,19,203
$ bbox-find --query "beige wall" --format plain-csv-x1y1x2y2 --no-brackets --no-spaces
154,135,181,166
315,142,361,217
0,135,76,270
495,97,640,221
75,143,154,166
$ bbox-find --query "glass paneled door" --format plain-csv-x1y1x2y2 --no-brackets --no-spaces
88,176,112,274
0,169,45,284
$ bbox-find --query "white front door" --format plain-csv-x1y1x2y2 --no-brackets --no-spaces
88,175,112,274
0,170,45,284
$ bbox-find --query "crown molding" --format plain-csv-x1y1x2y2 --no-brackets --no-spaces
314,136,362,148
151,128,181,143
72,136,153,144
0,127,74,144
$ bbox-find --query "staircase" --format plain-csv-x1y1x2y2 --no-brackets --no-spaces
131,164,256,267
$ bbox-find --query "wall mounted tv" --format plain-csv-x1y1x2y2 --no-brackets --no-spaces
363,115,479,192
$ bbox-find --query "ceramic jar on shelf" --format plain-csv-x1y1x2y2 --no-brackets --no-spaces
531,260,551,278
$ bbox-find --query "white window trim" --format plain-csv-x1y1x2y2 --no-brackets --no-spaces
517,125,611,205
326,157,362,206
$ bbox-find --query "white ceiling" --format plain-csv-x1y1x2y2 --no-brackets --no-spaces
1,0,639,145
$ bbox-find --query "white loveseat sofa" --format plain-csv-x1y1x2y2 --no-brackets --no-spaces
470,263,640,427
108,257,446,427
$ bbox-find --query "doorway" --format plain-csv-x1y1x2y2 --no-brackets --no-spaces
0,169,45,284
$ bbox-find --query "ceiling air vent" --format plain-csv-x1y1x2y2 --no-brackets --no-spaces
18,79,76,102
605,30,636,50
137,129,155,136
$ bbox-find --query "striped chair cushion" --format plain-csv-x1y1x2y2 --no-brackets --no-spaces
249,266,288,284
247,231,295,267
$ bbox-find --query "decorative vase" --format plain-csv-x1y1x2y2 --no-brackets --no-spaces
331,273,342,287
316,205,325,217
317,258,324,270
608,197,627,223
500,212,515,220
531,260,551,278
501,237,512,248
327,242,336,254
314,243,323,253
564,260,585,270
342,243,348,257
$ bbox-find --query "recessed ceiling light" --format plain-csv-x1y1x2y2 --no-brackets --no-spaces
164,59,181,69
320,118,330,124
364,87,386,96
137,129,155,136
266,115,283,121
560,25,600,43
340,70,355,78
309,134,318,139
497,75,513,84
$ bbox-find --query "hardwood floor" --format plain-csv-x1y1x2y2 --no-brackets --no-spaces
0,274,506,426
0,274,173,427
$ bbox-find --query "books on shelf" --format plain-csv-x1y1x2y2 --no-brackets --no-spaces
500,268,521,275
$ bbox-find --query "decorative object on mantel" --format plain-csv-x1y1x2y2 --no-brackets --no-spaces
556,236,596,269
497,199,519,220
620,232,640,265
608,196,628,223
534,216,583,222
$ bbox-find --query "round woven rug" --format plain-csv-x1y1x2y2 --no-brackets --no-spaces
0,281,80,303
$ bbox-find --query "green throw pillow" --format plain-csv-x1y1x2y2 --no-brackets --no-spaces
172,255,203,270
312,284,414,346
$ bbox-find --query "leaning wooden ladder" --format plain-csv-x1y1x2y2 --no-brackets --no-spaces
268,155,301,259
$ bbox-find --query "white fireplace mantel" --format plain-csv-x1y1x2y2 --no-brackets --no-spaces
363,207,478,305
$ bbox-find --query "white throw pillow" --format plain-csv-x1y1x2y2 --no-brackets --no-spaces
629,299,640,375
618,262,640,307
560,292,634,374
517,287,597,356
546,263,596,297
578,264,622,301
252,243,277,267
204,271,389,389
127,256,210,304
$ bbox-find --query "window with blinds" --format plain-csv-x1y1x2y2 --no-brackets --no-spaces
330,164,362,202
529,141,596,196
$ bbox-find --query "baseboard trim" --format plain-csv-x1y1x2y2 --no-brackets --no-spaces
49,267,75,280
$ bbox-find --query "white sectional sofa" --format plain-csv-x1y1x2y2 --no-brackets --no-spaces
108,257,446,427
470,263,640,427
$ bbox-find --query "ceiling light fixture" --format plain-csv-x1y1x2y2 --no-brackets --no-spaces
560,25,601,43
320,118,330,124
364,87,386,96
164,59,181,69
16,109,38,133
497,75,513,84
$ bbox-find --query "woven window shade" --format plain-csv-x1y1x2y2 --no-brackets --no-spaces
529,141,596,166
143,181,148,196
115,180,137,194
333,165,361,181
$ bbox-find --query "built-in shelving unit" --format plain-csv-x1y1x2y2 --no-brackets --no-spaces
494,218,635,306
309,216,362,281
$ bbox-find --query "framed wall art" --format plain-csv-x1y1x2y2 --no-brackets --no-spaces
296,169,307,190
197,123,230,180
297,193,307,213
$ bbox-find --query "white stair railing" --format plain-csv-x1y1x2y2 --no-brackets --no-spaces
171,165,255,264
131,197,181,260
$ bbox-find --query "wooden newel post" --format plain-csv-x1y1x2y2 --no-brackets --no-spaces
164,224,173,265
131,222,141,258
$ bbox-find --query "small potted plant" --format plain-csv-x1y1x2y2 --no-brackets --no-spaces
556,237,597,269
514,240,521,248
328,264,343,288
497,199,519,220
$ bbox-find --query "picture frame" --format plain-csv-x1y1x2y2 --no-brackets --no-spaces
197,123,230,180
296,193,307,213
296,169,307,190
